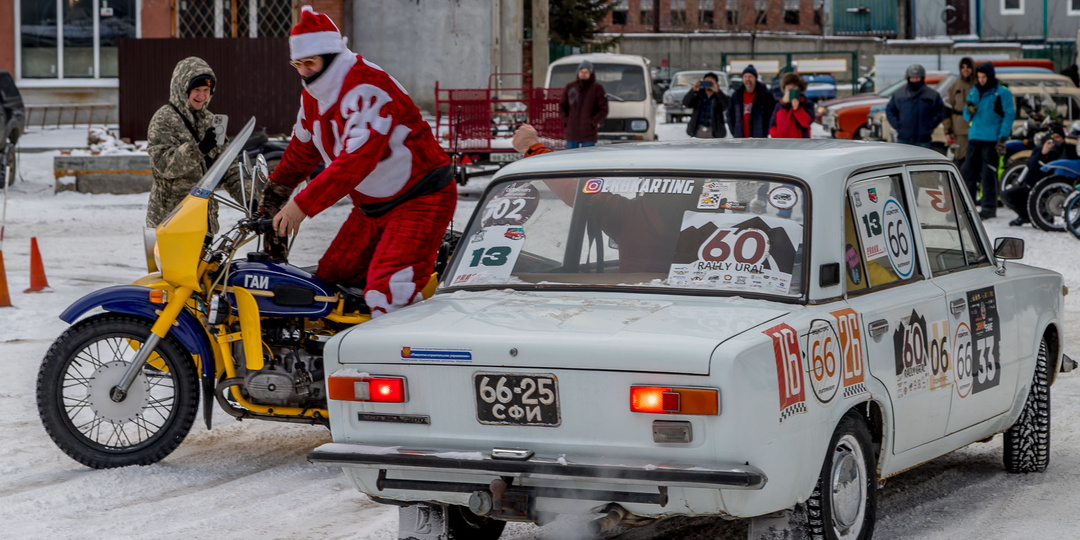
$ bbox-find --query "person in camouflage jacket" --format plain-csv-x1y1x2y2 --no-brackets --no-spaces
146,56,247,234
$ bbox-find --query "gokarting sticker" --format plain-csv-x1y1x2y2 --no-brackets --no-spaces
928,320,952,392
804,319,842,404
953,321,975,398
967,287,1001,395
764,323,807,422
481,182,540,227
582,177,695,195
892,309,930,399
668,212,802,294
881,198,914,279
830,308,867,398
450,226,525,285
769,186,798,210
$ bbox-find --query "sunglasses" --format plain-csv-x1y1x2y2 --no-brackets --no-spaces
289,57,321,69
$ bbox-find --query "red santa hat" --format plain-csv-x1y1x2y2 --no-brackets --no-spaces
290,6,345,60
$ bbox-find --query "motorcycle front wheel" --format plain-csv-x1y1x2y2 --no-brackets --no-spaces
1066,192,1080,239
36,314,199,469
1026,176,1078,232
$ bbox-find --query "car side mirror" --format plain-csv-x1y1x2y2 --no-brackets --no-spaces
994,237,1024,260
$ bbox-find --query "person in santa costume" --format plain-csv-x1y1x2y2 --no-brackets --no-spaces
260,6,455,317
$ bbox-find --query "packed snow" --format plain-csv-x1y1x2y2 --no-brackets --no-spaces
3,115,1080,539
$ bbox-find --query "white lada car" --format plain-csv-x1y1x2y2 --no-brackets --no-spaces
308,140,1069,540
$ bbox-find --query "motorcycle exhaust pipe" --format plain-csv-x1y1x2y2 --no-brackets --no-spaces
587,505,628,535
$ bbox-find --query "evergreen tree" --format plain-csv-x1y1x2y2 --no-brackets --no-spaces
549,0,618,48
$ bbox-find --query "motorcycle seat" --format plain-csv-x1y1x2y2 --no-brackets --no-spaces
336,284,370,314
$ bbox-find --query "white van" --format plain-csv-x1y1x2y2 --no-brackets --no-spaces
546,53,657,143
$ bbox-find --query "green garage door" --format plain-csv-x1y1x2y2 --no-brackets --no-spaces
832,0,897,36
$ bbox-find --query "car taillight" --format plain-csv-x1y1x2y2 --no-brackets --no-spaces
328,374,407,403
630,386,719,415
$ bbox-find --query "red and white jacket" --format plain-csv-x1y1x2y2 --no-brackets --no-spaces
269,52,450,216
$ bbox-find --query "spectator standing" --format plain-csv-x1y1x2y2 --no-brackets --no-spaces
682,72,729,138
727,65,776,139
559,60,609,149
962,62,1015,219
943,57,976,162
768,73,811,139
884,64,945,148
1001,124,1078,226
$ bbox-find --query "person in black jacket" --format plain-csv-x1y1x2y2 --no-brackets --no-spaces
1001,123,1079,226
885,64,945,148
682,72,729,138
726,65,776,138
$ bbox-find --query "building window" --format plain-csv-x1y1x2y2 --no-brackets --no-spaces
641,0,655,26
177,0,294,38
726,0,739,25
18,0,137,79
700,0,716,26
612,0,628,24
783,0,800,24
755,0,769,24
670,0,687,25
1001,0,1023,14
1069,0,1080,15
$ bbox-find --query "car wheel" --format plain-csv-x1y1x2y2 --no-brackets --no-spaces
804,412,876,540
665,114,673,124
1026,176,1076,232
1003,338,1051,473
446,504,505,540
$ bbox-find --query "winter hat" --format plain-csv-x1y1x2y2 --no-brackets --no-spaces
578,60,594,74
290,6,345,61
742,64,759,80
187,74,215,94
1049,123,1066,138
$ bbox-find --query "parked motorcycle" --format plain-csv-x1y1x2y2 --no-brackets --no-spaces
36,118,457,469
1026,155,1080,231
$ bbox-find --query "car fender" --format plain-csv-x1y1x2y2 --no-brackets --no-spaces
59,285,216,378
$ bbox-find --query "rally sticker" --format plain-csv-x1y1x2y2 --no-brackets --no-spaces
481,182,540,227
967,286,1001,395
881,198,914,279
450,225,525,285
581,177,696,195
830,308,867,398
953,321,975,398
764,323,807,422
667,213,802,294
804,320,842,404
769,186,798,210
928,320,952,392
892,309,930,399
850,182,890,266
401,347,473,363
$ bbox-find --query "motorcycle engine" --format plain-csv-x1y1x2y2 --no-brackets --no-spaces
231,320,328,408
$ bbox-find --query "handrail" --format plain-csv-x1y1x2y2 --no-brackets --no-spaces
24,103,114,129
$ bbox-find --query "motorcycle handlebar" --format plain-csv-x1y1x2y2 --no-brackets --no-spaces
245,216,276,235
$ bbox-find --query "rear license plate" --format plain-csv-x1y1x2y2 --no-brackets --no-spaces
490,152,522,163
474,372,560,427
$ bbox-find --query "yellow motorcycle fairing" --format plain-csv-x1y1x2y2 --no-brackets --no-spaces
156,194,209,291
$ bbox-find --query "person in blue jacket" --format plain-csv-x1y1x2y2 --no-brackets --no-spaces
885,64,945,148
961,62,1015,219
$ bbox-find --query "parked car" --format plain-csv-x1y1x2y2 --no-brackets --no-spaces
771,71,837,105
662,69,732,123
309,139,1069,540
547,53,657,143
650,65,679,102
821,72,955,140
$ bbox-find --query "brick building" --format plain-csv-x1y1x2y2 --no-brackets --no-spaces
603,0,824,35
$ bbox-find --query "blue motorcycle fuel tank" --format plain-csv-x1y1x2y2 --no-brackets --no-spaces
226,258,336,317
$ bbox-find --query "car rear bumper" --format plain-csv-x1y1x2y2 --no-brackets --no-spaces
308,442,767,492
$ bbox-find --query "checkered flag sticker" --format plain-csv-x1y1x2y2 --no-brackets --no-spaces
779,402,807,422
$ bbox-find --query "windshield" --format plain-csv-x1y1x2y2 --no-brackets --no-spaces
550,63,649,102
445,176,808,299
190,117,255,197
673,72,710,87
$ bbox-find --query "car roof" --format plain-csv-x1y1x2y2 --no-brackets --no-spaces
998,72,1071,81
496,139,950,186
549,53,649,68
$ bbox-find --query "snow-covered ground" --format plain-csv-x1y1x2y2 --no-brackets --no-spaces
4,116,1080,539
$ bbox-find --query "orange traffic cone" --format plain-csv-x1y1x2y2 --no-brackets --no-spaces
0,250,11,307
24,237,50,293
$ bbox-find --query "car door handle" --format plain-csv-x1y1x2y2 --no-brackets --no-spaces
868,319,889,337
950,298,966,315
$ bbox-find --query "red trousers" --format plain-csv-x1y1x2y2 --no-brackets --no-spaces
315,183,457,317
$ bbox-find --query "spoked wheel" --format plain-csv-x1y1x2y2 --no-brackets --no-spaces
36,314,199,469
804,412,877,540
1067,193,1080,239
1026,176,1077,232
999,163,1027,195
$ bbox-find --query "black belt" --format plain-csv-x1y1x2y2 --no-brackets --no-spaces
358,164,453,218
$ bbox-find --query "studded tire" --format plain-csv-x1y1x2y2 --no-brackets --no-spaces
1003,338,1051,473
804,412,877,540
36,314,199,469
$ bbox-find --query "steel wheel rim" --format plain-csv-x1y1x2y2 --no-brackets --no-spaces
1036,183,1073,225
830,433,867,537
61,336,178,451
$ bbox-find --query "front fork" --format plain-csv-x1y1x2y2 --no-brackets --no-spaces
109,287,195,402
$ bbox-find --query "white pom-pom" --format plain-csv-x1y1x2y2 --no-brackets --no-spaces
301,5,313,12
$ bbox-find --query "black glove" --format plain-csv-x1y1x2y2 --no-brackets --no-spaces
996,139,1007,156
257,180,295,262
966,101,978,117
198,128,217,155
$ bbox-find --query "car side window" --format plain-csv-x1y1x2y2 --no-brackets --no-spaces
909,169,988,275
845,175,918,290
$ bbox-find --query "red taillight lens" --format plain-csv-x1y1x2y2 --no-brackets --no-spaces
328,374,406,403
630,386,719,415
